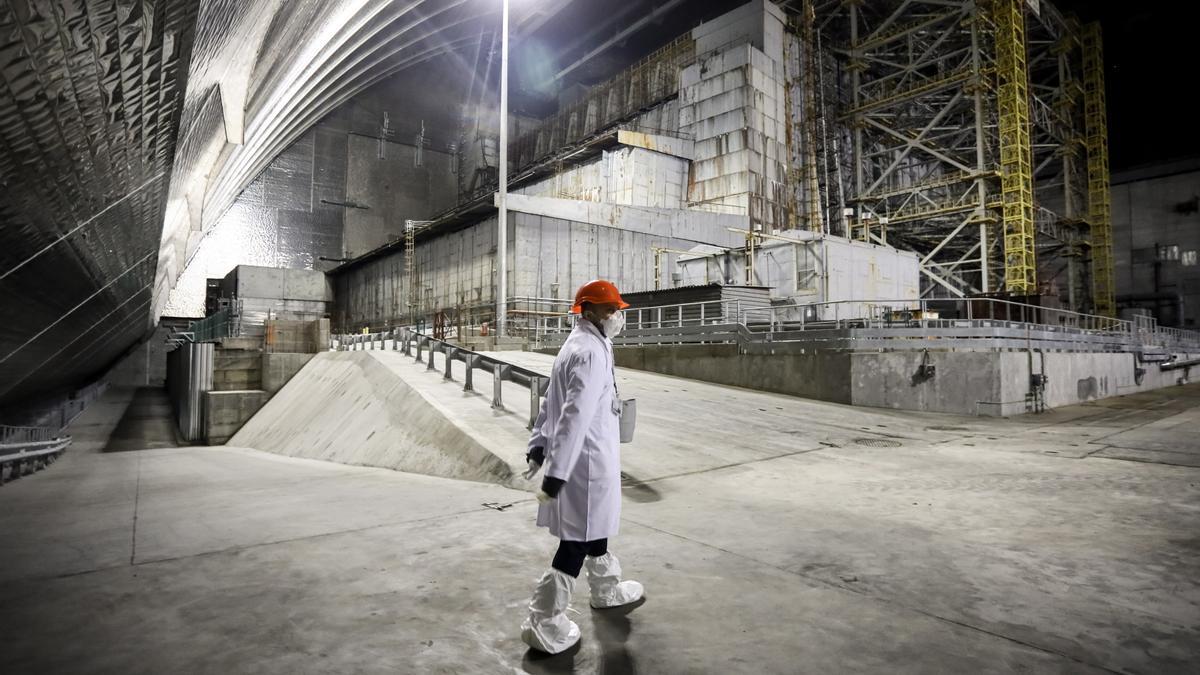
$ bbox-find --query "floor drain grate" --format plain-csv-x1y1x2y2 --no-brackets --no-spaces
855,438,902,448
926,425,969,432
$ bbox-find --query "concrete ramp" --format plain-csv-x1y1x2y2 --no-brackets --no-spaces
230,351,534,488
234,345,982,493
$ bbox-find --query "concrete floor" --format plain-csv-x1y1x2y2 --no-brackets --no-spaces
102,386,181,452
1,372,1198,674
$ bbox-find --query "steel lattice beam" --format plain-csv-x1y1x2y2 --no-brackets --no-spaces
809,0,1092,302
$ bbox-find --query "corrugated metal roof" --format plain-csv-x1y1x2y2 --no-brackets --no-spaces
0,0,198,409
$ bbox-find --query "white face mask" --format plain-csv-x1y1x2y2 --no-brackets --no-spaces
601,310,625,338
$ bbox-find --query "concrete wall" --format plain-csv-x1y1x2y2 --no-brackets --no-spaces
850,351,1002,416
308,318,331,353
235,266,333,303
613,343,853,404
691,0,780,55
225,266,332,336
264,318,330,353
457,104,544,202
514,210,747,308
106,325,173,388
204,390,269,445
334,214,504,331
212,350,261,392
855,348,1196,415
262,353,315,395
997,350,1199,417
607,342,1197,417
1111,163,1200,328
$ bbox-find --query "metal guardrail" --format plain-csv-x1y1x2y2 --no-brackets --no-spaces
1,426,71,486
531,296,1200,355
1,425,55,445
0,378,102,485
56,385,104,430
334,327,550,429
350,297,576,344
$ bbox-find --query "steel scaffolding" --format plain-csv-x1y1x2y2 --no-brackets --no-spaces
808,0,1100,307
784,0,825,233
995,0,1037,294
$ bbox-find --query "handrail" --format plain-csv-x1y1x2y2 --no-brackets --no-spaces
334,327,551,430
0,378,103,485
529,295,1200,354
1,425,54,446
0,433,71,485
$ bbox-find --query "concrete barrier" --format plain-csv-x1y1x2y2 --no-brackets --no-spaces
230,351,530,487
205,390,269,444
612,343,1199,416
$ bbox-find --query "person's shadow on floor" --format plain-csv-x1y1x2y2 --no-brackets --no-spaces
522,639,582,673
592,597,645,674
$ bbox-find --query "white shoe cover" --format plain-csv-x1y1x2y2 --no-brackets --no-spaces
585,552,645,609
520,569,581,654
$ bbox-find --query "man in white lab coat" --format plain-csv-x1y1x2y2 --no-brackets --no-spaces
519,279,645,654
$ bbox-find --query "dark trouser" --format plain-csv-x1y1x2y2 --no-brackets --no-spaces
551,538,609,578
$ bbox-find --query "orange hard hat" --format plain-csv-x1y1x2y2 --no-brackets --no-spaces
571,279,630,314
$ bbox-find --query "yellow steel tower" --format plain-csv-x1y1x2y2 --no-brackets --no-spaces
994,0,1037,295
1082,22,1115,316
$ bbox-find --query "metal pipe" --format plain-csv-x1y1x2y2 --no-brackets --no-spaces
850,2,863,240
970,4,989,294
497,0,509,338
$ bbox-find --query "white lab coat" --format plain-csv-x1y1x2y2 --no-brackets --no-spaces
528,319,621,542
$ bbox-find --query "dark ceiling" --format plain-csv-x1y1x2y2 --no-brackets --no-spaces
1052,0,1200,170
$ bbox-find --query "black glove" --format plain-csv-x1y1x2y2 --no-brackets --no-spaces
522,446,545,479
541,475,565,499
526,446,545,466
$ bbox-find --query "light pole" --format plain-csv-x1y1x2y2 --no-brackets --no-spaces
497,0,509,338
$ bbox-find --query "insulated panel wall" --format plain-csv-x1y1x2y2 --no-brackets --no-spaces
0,0,198,409
516,147,688,208
345,134,456,258
676,235,920,313
513,213,741,304
681,9,787,233
162,123,344,317
333,216,506,331
163,88,460,318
